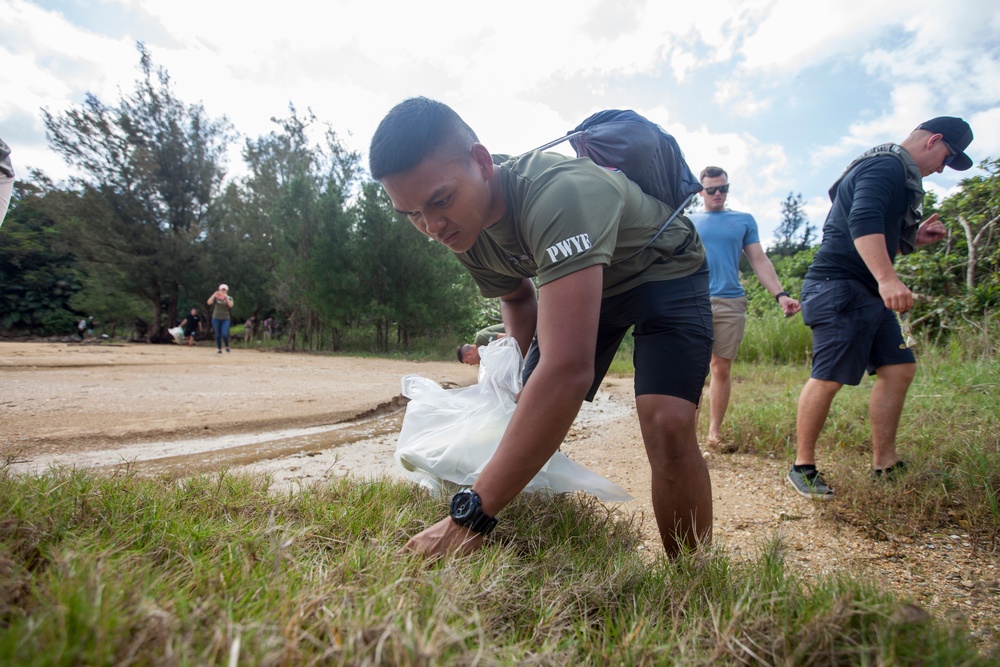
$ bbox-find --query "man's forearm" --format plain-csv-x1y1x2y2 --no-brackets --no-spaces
749,256,784,296
472,360,590,515
744,243,787,297
480,267,600,516
854,233,915,310
853,234,898,284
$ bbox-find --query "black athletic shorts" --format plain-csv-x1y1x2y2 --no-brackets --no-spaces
523,262,713,405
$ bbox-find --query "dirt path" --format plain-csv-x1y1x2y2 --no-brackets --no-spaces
2,341,996,645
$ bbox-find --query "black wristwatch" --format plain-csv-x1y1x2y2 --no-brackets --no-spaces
450,489,498,535
774,291,790,303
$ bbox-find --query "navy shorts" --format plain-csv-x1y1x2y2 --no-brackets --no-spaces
800,278,915,386
523,263,713,405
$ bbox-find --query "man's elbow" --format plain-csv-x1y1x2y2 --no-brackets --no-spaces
500,278,537,304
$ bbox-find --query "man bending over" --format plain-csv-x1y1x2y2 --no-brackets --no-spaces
370,98,714,558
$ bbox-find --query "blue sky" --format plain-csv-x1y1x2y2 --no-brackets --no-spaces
2,0,999,246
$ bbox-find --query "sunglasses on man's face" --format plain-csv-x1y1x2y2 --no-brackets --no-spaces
704,184,730,195
942,141,958,168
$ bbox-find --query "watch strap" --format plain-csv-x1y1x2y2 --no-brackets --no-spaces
465,512,498,535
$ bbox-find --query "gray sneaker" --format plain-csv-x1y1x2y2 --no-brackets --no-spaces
787,468,834,500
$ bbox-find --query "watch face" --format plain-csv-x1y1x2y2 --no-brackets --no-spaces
450,489,497,535
451,490,476,520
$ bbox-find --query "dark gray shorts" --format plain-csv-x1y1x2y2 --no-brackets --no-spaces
800,278,915,385
523,263,713,405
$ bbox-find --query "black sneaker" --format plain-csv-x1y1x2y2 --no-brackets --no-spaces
787,468,834,500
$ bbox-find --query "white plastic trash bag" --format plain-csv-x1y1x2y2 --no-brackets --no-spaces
395,336,632,501
168,325,184,344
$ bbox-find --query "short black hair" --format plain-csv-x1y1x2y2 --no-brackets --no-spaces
456,344,471,362
369,97,479,181
700,166,727,181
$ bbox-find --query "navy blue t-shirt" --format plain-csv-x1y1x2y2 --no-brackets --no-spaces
806,156,909,293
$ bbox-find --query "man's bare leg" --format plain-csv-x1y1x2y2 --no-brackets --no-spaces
795,378,843,465
707,354,734,443
869,363,915,469
636,394,712,556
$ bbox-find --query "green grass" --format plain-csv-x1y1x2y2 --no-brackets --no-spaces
738,310,814,364
1,466,992,666
703,318,1000,554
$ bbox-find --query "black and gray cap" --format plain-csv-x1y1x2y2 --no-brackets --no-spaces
916,116,973,171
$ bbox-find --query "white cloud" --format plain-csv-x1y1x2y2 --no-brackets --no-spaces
967,107,1000,169
737,0,903,73
712,80,771,117
2,0,997,242
97,0,709,175
667,45,699,83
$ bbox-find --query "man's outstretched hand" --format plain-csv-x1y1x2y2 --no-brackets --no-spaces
916,213,947,246
404,517,484,558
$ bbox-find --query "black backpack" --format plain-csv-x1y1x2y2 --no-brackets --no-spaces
528,110,702,249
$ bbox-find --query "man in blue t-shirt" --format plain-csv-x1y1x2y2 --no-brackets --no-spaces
788,117,973,501
690,166,800,450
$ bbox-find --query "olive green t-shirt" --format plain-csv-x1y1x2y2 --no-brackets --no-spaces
211,298,232,321
474,323,505,347
456,152,704,298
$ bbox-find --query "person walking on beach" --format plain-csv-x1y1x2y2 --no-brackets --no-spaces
207,284,234,354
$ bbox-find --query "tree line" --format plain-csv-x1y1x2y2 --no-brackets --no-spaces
0,45,485,353
2,45,997,354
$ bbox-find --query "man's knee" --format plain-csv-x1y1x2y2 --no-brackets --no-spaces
801,377,843,399
709,354,733,381
638,394,696,425
636,396,700,464
875,362,916,386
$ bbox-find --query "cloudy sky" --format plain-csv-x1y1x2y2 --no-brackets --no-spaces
3,0,999,244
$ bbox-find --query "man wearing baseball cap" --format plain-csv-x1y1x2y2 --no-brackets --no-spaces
787,116,974,500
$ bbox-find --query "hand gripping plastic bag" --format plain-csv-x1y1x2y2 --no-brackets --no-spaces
395,336,632,501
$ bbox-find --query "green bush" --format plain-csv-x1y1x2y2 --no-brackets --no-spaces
38,309,80,336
